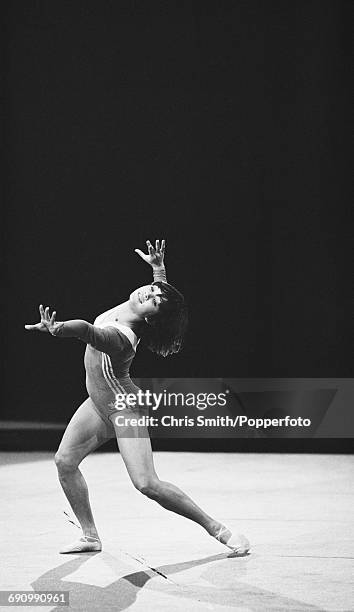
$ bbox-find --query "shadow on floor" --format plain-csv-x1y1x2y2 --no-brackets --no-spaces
31,550,325,612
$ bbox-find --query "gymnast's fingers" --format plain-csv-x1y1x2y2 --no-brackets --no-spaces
146,240,155,254
25,323,41,331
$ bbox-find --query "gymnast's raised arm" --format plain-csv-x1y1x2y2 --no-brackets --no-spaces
134,239,167,283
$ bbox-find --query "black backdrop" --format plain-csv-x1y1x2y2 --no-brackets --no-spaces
3,1,352,424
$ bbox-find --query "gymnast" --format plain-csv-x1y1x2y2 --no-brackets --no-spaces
25,239,250,556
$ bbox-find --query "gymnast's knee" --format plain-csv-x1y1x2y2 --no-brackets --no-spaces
134,477,161,500
54,451,78,475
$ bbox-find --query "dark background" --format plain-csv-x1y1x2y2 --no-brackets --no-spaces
3,1,352,427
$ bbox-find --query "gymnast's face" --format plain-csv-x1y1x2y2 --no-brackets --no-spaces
129,284,165,318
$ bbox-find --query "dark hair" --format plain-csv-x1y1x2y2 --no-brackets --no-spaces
143,281,188,357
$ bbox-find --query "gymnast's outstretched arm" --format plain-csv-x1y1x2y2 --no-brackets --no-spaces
24,305,124,353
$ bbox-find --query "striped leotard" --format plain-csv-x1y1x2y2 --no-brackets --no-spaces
55,308,144,428
87,309,143,424
56,269,167,429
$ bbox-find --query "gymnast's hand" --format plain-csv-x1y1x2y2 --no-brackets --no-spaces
134,239,165,269
25,305,62,335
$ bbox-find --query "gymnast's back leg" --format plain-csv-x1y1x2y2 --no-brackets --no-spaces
112,411,250,555
54,397,112,553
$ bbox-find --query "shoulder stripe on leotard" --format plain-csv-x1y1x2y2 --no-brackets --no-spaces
96,321,140,352
113,323,140,351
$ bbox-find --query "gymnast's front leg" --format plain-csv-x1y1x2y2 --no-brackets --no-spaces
54,398,110,553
